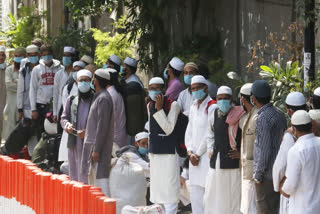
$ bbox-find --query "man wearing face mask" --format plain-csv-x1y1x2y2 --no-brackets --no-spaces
164,57,185,101
121,57,143,88
19,38,43,70
177,62,200,116
185,75,216,214
0,46,6,141
281,110,320,214
2,47,26,140
250,80,286,214
17,45,40,156
147,77,181,214
272,92,306,214
104,54,122,73
60,69,94,183
204,86,245,214
30,44,64,140
238,83,258,214
53,46,77,124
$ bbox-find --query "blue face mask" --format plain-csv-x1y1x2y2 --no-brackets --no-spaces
29,56,39,64
217,100,231,113
62,56,72,66
14,57,24,63
184,75,194,85
78,81,91,93
0,63,6,70
42,55,53,63
72,71,78,81
149,90,161,101
103,64,108,69
163,68,168,79
192,88,207,100
90,80,95,91
138,146,149,156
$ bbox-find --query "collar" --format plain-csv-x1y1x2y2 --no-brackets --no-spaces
257,103,272,115
296,133,315,143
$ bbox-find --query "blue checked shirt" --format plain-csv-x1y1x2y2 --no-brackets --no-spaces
253,103,287,182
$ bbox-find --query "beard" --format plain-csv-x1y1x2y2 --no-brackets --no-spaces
79,90,92,99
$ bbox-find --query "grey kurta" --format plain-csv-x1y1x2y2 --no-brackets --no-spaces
81,89,114,179
0,65,6,140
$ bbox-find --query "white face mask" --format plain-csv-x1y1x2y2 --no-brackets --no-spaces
0,62,6,70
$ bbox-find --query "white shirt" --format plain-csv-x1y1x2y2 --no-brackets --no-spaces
282,133,320,214
185,95,216,187
53,69,70,115
177,88,194,116
61,83,78,109
273,132,295,192
125,74,143,88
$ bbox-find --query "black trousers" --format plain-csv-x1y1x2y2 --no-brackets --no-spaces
35,103,49,140
255,179,279,214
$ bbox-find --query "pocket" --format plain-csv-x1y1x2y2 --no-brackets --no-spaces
243,160,254,180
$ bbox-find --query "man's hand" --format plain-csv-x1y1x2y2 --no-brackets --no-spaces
180,176,186,187
32,111,38,120
279,177,290,198
52,115,57,123
228,149,240,159
92,152,100,162
66,123,73,134
209,151,213,159
18,112,24,121
155,94,164,111
77,129,85,139
190,154,200,166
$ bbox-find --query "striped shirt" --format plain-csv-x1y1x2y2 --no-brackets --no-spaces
253,103,287,181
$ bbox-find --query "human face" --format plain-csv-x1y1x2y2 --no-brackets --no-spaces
190,83,206,92
184,66,198,76
73,66,82,72
138,138,148,148
63,52,72,57
77,76,91,83
217,94,231,101
0,52,6,64
41,50,52,57
149,84,163,92
14,52,25,58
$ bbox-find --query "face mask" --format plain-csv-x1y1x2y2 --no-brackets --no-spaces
192,89,207,100
240,102,247,112
62,56,72,66
250,97,255,106
149,90,161,101
184,75,194,85
78,81,91,93
29,56,39,64
120,66,126,76
217,100,231,113
72,71,78,81
90,80,96,91
14,57,24,63
103,64,108,69
138,146,149,155
163,68,168,79
0,63,7,70
42,55,53,63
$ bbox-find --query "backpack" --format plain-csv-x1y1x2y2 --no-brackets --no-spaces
122,81,148,136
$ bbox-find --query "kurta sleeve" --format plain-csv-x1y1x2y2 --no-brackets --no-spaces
153,101,180,136
60,97,72,130
94,98,113,153
29,67,39,111
184,111,193,152
53,71,60,116
128,152,150,177
5,67,18,93
282,148,302,195
207,109,216,151
16,69,24,110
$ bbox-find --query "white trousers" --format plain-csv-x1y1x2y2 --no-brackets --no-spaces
240,179,257,214
164,203,178,214
189,185,205,214
88,162,110,197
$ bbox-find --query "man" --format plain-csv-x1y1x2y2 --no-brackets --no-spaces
163,57,185,101
115,131,149,177
281,110,320,214
239,83,258,214
2,47,26,140
104,54,122,73
251,80,287,214
198,64,218,99
53,46,76,123
81,69,114,196
204,86,244,214
308,87,320,135
0,46,6,141
177,62,199,116
30,44,64,140
122,57,143,88
272,92,306,214
20,38,43,70
80,55,94,66
61,69,94,183
148,77,181,214
17,45,40,156
105,68,128,148
185,75,216,214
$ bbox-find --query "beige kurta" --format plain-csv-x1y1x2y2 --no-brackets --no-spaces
0,65,6,141
2,65,18,140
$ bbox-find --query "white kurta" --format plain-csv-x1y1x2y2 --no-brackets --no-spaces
53,69,69,116
273,132,294,214
177,88,194,116
282,133,320,214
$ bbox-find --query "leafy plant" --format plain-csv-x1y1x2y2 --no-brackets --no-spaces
1,6,46,48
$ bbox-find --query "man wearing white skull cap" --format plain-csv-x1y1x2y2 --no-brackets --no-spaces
147,76,181,213
204,85,245,214
163,57,185,101
60,69,94,183
281,110,320,214
272,92,306,214
185,75,216,214
122,57,143,88
0,46,6,141
309,87,320,130
238,83,259,214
